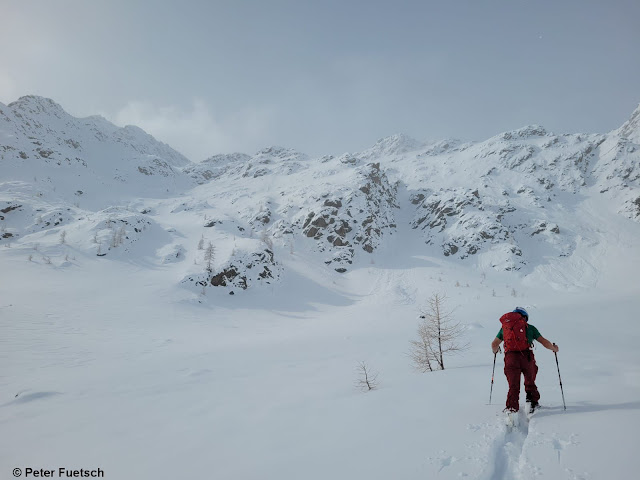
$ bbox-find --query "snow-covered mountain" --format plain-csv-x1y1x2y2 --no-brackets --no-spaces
1,96,639,293
2,96,640,480
0,95,192,210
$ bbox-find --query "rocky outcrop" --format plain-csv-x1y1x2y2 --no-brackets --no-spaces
183,249,281,292
183,153,251,184
411,188,513,261
298,162,398,271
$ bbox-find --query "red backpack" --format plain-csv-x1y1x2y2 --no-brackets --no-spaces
500,312,530,352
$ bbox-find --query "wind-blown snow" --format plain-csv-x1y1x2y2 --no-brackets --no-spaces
1,96,639,479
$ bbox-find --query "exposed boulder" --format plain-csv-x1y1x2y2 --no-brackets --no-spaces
183,249,282,292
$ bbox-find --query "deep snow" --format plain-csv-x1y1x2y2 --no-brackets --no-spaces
1,217,639,479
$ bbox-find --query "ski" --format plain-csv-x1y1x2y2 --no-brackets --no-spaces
504,410,518,429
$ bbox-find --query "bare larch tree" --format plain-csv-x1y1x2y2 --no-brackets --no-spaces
409,324,435,372
355,361,379,391
410,293,469,371
204,242,216,274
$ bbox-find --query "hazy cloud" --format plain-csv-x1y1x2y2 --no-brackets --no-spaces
109,100,276,161
0,71,18,104
2,1,639,158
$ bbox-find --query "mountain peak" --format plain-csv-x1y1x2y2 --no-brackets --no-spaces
255,146,308,161
418,138,467,156
373,133,424,153
616,103,640,143
8,95,67,116
358,134,424,161
499,125,549,140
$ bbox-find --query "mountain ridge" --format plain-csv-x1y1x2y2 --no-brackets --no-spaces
1,95,639,294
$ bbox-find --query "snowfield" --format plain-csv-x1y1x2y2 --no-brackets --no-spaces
1,96,640,479
2,246,638,479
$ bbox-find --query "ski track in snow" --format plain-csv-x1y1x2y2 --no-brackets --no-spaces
479,410,531,480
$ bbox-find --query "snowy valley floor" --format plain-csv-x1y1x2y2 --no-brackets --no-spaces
1,247,639,480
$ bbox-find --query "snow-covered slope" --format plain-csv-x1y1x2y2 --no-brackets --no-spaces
1,96,640,480
0,96,193,210
593,104,640,219
2,97,640,293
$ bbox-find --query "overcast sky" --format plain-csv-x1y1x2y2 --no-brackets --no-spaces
1,0,638,161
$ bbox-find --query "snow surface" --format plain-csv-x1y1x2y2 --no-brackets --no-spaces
1,97,640,479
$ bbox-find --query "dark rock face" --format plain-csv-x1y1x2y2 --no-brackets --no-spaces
1,204,22,215
210,267,240,287
298,162,398,271
203,249,280,291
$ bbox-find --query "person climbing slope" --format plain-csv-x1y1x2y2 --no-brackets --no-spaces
491,307,559,414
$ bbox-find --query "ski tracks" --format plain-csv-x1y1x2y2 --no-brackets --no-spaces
427,410,583,479
477,410,532,480
475,411,584,480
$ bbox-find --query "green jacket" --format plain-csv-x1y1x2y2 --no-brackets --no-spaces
496,323,541,346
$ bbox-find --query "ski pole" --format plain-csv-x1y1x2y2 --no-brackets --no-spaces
553,343,566,410
489,350,497,404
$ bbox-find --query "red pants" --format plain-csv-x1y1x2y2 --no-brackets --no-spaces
504,350,540,411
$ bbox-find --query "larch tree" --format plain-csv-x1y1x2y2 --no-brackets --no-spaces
410,293,469,371
204,242,216,274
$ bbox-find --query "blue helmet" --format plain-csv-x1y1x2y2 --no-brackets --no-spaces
513,307,529,319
